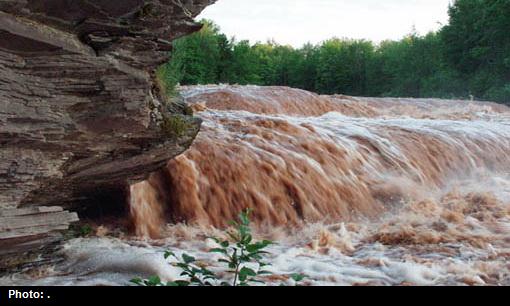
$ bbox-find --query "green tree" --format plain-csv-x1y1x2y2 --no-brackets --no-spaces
160,13,510,105
441,0,510,102
316,38,374,96
225,40,263,85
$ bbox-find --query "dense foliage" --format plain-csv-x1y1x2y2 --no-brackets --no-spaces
159,0,510,104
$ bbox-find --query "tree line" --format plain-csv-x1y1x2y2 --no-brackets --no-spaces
159,0,510,104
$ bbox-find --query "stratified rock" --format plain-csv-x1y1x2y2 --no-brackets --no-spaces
0,0,215,259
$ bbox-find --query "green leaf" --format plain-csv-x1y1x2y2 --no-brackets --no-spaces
243,267,257,276
174,280,191,287
239,212,250,226
201,268,216,276
191,267,201,274
228,220,239,227
209,248,227,254
246,244,261,253
164,251,175,259
238,225,250,238
176,263,190,270
130,278,143,286
246,240,272,253
239,266,257,282
243,234,253,244
147,276,162,286
221,240,230,248
261,240,274,246
291,273,306,282
182,253,196,264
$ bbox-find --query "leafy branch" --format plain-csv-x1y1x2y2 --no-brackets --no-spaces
131,209,306,286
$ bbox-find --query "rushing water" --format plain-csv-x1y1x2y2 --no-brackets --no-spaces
3,85,510,286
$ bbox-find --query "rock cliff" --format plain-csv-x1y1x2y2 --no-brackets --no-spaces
0,0,215,265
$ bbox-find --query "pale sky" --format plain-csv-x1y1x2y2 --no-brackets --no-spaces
197,0,453,47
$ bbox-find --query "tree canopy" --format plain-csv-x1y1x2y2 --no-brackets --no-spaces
159,0,510,104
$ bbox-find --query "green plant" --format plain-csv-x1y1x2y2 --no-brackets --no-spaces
290,273,307,286
130,252,217,287
130,276,170,287
164,252,218,286
80,224,93,236
208,209,273,286
64,224,93,239
155,64,179,101
131,210,307,286
160,115,190,138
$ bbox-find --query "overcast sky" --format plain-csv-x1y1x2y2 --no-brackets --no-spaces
197,0,453,47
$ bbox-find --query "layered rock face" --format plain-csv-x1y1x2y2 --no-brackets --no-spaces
0,0,214,259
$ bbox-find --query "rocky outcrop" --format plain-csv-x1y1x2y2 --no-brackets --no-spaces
0,206,79,273
0,0,215,259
